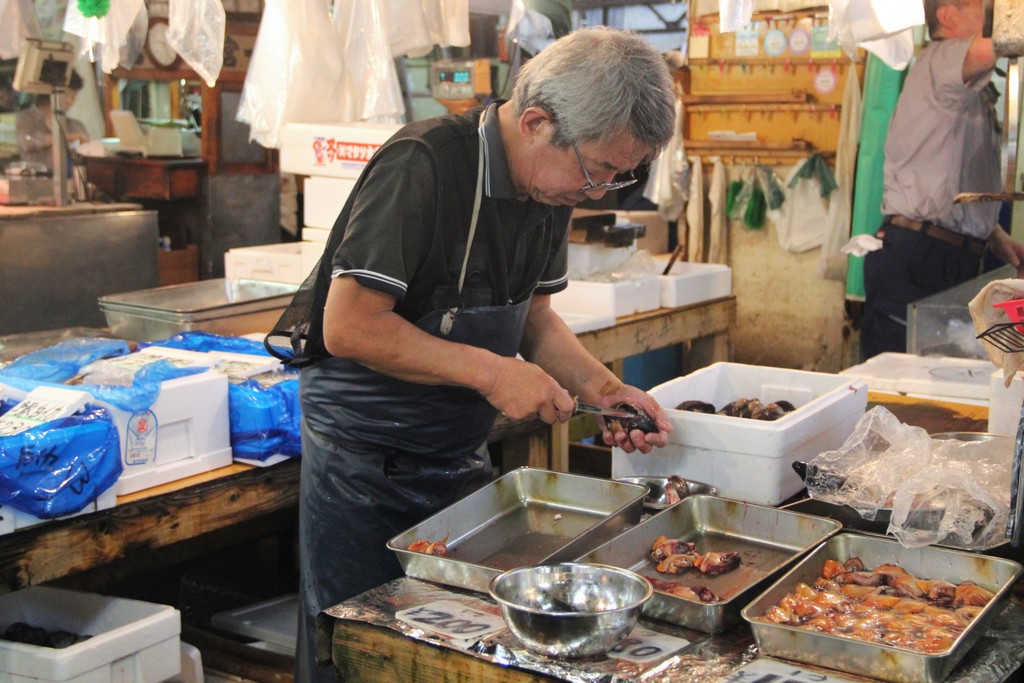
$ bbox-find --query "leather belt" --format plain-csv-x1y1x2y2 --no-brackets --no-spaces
885,215,986,256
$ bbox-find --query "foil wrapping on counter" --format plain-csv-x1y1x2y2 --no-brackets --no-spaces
321,577,1024,682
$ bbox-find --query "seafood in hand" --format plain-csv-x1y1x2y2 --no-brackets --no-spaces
755,557,995,654
408,539,448,556
606,402,658,435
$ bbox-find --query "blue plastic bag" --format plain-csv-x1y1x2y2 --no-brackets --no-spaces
150,331,272,356
0,408,122,518
229,376,302,462
0,338,131,384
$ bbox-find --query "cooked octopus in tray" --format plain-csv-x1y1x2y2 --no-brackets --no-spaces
676,397,796,421
408,539,448,556
754,557,994,654
650,535,741,577
648,577,719,603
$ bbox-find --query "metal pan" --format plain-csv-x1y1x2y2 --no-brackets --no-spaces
613,475,718,511
577,494,842,634
742,533,1024,683
387,467,648,594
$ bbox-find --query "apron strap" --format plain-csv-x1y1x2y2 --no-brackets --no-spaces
441,119,487,336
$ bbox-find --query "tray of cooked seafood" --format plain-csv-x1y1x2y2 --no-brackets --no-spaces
741,533,1023,683
576,494,841,634
387,467,647,593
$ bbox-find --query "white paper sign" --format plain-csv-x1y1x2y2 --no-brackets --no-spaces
721,658,860,682
0,387,91,437
607,626,689,664
396,601,506,643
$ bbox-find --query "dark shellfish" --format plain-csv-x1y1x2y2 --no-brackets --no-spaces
607,402,658,434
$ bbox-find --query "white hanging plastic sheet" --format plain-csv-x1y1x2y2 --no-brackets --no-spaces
644,99,688,223
117,2,149,71
828,0,923,70
63,0,145,74
167,0,226,87
0,0,42,60
237,0,347,149
333,0,405,124
718,0,754,33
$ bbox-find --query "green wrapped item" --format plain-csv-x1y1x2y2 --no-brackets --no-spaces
744,186,767,229
756,165,785,210
789,153,838,199
726,179,745,216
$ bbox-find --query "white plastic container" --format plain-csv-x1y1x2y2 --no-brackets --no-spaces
303,176,356,229
279,122,399,179
654,257,732,309
302,226,331,244
613,362,868,506
0,586,181,683
566,242,636,280
550,277,660,319
224,243,318,285
988,370,1024,437
840,352,993,404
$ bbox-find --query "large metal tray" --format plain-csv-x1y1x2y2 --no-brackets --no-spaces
578,494,842,634
387,468,648,594
741,533,1024,683
99,279,297,340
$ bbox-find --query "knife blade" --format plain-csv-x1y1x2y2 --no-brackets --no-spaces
572,398,636,420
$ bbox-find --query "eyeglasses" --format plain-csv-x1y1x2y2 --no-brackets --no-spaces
571,143,638,193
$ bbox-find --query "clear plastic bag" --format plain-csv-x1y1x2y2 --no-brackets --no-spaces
63,0,146,73
0,0,42,60
168,0,226,87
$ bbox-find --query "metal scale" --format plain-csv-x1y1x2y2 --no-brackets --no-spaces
969,0,1024,548
429,58,492,115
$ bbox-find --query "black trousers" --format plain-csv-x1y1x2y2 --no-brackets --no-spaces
862,222,981,361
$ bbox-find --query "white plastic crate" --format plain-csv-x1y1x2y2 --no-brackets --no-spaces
613,362,868,505
280,122,399,179
303,176,356,229
653,256,732,309
839,352,992,404
0,586,180,683
566,242,636,280
988,369,1024,437
224,243,318,285
550,277,661,319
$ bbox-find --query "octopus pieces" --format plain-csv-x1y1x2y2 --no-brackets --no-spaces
407,539,448,556
648,535,741,603
756,557,995,654
676,397,796,421
648,577,719,603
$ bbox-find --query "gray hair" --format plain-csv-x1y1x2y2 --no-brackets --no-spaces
510,26,676,160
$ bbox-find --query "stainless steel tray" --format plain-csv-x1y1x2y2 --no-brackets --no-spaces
613,475,718,511
387,468,648,593
578,494,841,634
741,533,1024,683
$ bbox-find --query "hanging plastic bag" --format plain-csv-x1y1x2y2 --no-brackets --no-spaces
828,0,922,69
237,0,347,149
719,0,754,33
63,0,146,73
117,2,149,71
0,0,42,60
0,407,121,518
770,158,830,253
334,0,405,124
644,99,689,222
167,0,225,87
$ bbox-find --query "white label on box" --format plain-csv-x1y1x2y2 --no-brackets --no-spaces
0,387,90,437
606,626,688,664
396,601,505,643
125,409,158,466
721,658,860,682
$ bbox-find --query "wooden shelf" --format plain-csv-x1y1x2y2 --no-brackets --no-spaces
688,56,859,67
688,103,840,114
682,90,810,104
684,138,814,152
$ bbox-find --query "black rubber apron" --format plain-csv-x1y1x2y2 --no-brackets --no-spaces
296,124,531,682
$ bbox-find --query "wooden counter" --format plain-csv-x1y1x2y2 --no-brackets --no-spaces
85,157,206,201
0,297,735,591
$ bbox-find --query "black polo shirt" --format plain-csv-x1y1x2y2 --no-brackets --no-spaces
329,103,570,325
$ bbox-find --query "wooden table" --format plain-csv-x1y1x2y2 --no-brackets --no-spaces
0,297,734,592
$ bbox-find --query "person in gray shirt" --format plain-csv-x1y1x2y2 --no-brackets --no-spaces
862,0,1024,360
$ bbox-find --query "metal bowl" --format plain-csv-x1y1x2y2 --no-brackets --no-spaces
488,563,653,658
614,475,718,510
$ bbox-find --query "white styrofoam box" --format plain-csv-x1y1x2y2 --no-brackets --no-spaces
840,352,993,404
988,370,1024,436
550,276,661,319
303,176,356,229
7,485,117,534
165,642,203,683
554,311,617,335
210,594,297,657
653,256,732,309
280,122,400,179
2,372,232,496
301,240,326,270
0,586,180,683
613,362,868,506
224,243,306,285
567,242,636,280
302,226,331,244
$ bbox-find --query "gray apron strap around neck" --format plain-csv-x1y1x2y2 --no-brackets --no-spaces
440,121,486,336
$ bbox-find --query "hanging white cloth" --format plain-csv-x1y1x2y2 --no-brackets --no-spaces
334,0,406,124
0,0,41,60
707,157,727,264
386,0,470,58
167,0,226,87
644,98,689,223
685,155,705,262
63,0,145,73
819,66,862,281
719,0,754,32
770,159,830,253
